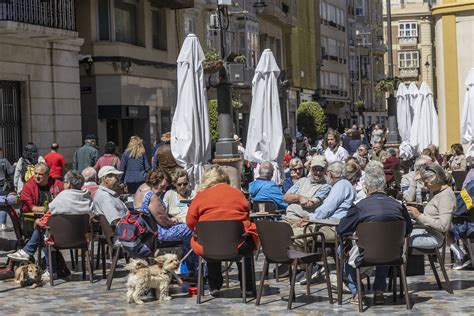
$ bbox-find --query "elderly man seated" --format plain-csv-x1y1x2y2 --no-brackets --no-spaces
8,170,94,281
400,155,432,202
337,161,413,305
93,166,128,226
370,141,387,162
82,167,99,199
248,161,288,210
284,155,331,220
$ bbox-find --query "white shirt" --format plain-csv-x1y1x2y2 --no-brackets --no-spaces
324,146,349,163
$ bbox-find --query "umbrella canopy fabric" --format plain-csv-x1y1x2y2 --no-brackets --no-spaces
244,49,285,164
460,68,474,146
171,34,211,188
396,83,411,142
409,81,439,153
407,82,418,113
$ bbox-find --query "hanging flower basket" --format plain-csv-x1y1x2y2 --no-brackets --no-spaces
203,59,224,74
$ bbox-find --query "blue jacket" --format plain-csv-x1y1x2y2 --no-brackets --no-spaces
249,178,288,210
309,179,355,220
120,151,151,184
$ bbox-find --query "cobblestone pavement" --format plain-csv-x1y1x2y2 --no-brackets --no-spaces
1,228,474,315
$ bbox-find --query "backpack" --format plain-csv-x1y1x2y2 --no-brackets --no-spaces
454,180,474,216
116,192,157,258
21,159,35,182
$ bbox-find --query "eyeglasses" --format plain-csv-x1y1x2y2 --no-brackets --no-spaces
176,182,189,187
311,167,325,172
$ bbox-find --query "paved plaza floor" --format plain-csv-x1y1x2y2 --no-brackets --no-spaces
1,228,474,315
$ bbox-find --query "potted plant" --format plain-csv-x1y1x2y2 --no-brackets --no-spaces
204,48,224,74
375,78,401,94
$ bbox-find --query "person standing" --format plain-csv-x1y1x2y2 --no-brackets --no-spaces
153,132,179,174
120,136,151,194
44,143,66,181
94,141,121,172
73,134,99,173
323,129,349,163
14,143,45,194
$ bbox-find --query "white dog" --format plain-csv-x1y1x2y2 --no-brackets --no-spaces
126,254,180,304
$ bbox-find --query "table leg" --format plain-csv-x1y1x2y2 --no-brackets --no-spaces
336,235,342,305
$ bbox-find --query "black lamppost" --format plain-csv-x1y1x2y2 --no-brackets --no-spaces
385,0,401,144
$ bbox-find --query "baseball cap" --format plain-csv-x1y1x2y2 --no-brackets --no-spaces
283,154,292,162
98,166,123,179
310,155,327,168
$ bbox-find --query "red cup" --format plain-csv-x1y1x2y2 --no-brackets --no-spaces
188,287,198,296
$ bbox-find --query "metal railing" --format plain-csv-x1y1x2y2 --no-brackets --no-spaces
0,0,76,31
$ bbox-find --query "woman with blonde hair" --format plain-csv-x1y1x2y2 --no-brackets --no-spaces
282,158,304,193
186,165,259,297
120,136,151,194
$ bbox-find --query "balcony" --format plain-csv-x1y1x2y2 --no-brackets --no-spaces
150,0,194,9
398,36,418,47
256,0,297,27
399,67,419,78
0,0,76,31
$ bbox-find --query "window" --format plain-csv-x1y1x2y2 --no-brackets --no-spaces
114,0,138,45
152,9,167,50
98,0,110,40
355,0,366,16
398,51,419,68
398,22,418,37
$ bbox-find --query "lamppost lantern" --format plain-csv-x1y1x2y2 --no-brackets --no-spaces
253,0,267,14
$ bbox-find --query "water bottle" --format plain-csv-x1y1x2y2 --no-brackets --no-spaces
415,187,422,204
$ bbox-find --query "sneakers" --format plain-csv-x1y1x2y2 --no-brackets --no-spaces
7,249,32,262
209,289,221,297
453,255,472,270
41,271,51,282
298,264,325,285
330,273,351,294
0,224,13,232
350,294,366,305
373,291,386,305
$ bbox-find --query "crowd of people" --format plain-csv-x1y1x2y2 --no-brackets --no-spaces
0,126,472,306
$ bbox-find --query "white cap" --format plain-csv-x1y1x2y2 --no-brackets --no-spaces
98,166,123,179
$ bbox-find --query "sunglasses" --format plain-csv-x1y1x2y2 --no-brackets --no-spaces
291,167,303,171
311,166,325,172
176,182,189,187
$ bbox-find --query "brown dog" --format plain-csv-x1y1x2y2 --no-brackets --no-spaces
14,263,43,289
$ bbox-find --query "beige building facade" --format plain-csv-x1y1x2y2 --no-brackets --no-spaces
0,1,83,162
433,0,474,152
383,0,436,92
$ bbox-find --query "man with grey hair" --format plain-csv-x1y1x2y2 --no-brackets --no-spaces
248,161,288,210
337,161,412,304
73,134,99,172
353,144,369,168
400,155,432,202
82,167,99,198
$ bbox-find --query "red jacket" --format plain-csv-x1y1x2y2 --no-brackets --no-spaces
20,177,64,213
186,183,259,257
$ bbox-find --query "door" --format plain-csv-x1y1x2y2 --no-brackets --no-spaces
0,81,22,162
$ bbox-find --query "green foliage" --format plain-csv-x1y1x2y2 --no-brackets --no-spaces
355,99,366,108
205,48,220,62
296,102,327,141
234,54,247,63
208,99,219,142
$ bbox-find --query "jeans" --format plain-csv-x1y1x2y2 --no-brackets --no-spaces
346,263,389,295
23,229,50,269
409,228,444,249
158,223,198,272
0,210,6,224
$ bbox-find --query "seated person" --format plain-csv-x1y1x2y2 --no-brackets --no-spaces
82,167,99,199
383,148,401,188
298,161,356,244
19,162,63,216
353,144,369,169
249,161,288,210
134,168,197,272
0,191,17,231
93,166,128,226
282,158,304,194
407,164,456,250
162,169,195,223
186,166,259,297
337,161,413,304
8,171,93,280
400,155,432,202
284,155,331,220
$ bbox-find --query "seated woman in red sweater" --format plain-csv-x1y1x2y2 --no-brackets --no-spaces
186,165,259,297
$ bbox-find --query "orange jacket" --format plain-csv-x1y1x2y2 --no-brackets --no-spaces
186,183,259,257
